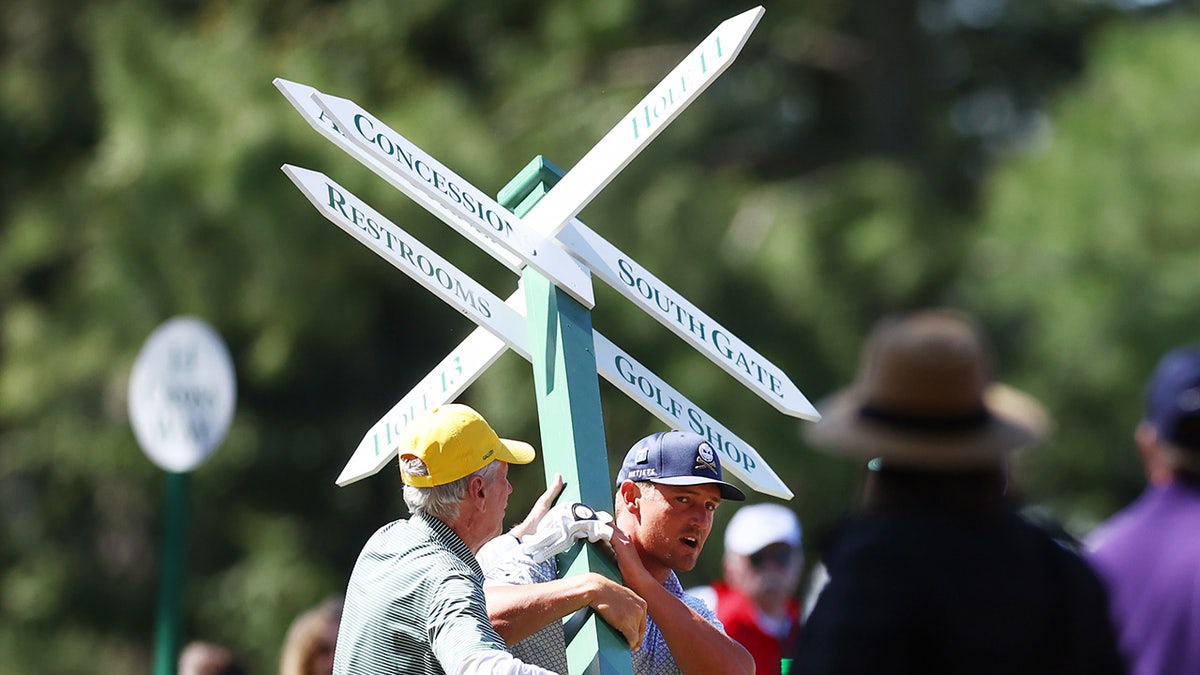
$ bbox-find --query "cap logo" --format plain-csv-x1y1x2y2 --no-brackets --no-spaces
694,441,718,475
635,447,649,463
627,468,657,480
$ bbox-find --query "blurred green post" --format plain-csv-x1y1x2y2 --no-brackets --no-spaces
153,471,190,675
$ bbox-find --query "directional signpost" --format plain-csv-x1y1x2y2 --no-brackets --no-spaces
284,164,792,497
277,6,815,673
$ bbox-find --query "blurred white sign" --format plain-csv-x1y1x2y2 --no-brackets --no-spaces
129,317,236,473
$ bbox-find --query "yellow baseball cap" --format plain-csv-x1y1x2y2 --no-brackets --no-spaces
399,404,536,487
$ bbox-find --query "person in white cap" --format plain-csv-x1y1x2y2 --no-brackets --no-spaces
691,503,804,675
688,503,803,675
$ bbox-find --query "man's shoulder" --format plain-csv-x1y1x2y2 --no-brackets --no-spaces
1085,487,1175,555
684,584,717,611
356,519,479,581
820,516,935,570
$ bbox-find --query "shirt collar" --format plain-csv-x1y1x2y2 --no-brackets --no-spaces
413,511,485,577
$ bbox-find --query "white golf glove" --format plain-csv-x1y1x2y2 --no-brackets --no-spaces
521,502,614,563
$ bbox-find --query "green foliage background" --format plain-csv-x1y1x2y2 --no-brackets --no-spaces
3,0,1199,672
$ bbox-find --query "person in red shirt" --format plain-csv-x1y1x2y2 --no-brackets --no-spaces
690,503,803,675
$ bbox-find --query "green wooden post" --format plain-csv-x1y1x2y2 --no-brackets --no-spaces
500,157,633,675
153,471,190,675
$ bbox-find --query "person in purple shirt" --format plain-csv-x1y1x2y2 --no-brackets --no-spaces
1087,345,1200,675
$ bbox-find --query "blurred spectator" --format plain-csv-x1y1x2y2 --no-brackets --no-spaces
1087,346,1200,675
178,640,247,675
792,309,1123,674
280,595,342,675
688,502,804,675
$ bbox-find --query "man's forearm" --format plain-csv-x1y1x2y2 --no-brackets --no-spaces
484,576,599,645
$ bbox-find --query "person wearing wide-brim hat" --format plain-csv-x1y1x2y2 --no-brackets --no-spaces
791,309,1124,675
806,308,1052,470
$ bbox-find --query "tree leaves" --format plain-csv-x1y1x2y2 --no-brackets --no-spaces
1,1,1195,672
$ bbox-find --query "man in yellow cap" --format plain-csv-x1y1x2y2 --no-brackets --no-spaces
332,404,557,674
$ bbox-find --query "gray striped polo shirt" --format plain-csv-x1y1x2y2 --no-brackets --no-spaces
333,511,508,674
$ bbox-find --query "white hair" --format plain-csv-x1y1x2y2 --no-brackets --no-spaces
402,458,503,521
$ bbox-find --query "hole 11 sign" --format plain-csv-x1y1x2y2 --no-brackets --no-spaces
129,317,237,473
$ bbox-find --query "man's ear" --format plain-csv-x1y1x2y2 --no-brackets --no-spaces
469,474,488,503
1136,421,1174,485
617,480,642,515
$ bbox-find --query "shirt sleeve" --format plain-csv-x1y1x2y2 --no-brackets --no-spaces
681,584,726,632
476,533,522,575
481,540,558,586
455,649,557,675
428,568,510,673
684,586,719,621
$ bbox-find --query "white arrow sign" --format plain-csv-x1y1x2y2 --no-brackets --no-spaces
337,293,521,485
521,6,765,239
283,165,530,353
330,283,792,497
312,92,595,308
277,78,815,421
337,311,792,497
592,333,790,499
557,219,819,421
279,7,795,497
274,78,527,274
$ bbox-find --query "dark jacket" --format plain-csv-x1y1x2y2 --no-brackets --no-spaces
794,478,1124,674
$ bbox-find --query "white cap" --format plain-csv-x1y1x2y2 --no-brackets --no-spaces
724,503,801,555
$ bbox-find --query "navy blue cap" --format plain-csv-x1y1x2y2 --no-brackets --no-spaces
615,430,746,501
1145,346,1200,452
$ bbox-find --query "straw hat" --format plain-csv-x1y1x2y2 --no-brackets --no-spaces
806,310,1051,469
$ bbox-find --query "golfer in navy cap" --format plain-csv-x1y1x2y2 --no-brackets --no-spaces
481,430,753,674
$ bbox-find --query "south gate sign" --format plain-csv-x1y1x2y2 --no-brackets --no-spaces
276,6,816,502
282,165,791,499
